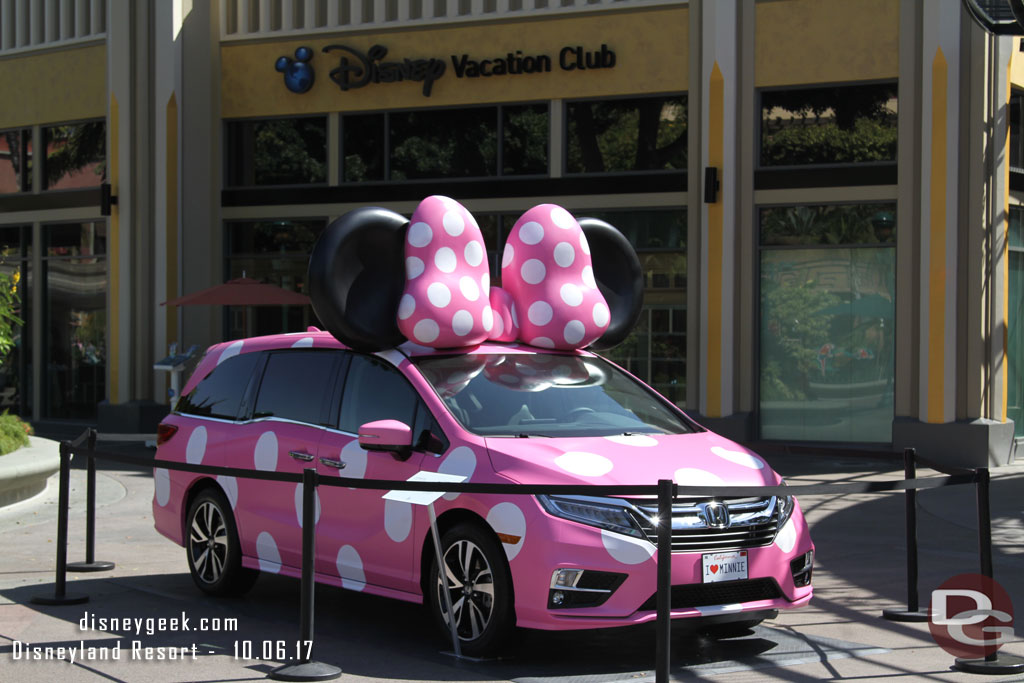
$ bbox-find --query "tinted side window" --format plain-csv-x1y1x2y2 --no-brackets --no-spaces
253,350,338,424
339,355,419,432
177,352,260,420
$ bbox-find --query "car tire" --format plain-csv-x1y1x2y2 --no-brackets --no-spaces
427,521,516,657
185,488,258,597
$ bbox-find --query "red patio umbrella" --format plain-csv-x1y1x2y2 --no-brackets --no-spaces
161,276,311,338
161,276,310,307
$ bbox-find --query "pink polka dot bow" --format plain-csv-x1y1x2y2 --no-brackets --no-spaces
307,196,643,353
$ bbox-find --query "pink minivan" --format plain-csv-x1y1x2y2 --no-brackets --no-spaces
152,332,814,656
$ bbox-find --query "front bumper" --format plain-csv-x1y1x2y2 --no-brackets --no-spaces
510,499,814,631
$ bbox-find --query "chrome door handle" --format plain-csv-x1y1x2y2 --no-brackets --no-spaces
289,451,314,462
319,457,346,469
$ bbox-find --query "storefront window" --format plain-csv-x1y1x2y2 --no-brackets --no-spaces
759,204,896,442
43,121,105,190
0,130,32,193
390,107,497,180
0,226,31,416
566,94,687,174
343,114,386,182
43,221,106,418
759,82,897,167
225,117,327,186
577,209,686,406
502,104,548,175
342,104,549,181
224,219,325,339
1007,207,1024,436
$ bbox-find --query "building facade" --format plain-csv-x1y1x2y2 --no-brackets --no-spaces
0,0,1019,466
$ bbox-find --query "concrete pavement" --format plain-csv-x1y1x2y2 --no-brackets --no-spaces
0,440,1023,682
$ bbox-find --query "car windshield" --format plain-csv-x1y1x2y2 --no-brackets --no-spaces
412,352,695,438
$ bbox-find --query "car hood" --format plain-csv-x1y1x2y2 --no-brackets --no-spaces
483,431,782,489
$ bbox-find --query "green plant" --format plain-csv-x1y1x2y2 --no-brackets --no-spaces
0,410,31,455
0,270,23,358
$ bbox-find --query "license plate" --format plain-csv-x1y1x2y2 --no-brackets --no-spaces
702,550,748,583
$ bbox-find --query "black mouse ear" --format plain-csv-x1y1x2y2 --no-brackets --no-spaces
308,207,409,351
577,218,644,350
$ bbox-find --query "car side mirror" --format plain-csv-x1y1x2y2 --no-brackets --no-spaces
358,419,413,461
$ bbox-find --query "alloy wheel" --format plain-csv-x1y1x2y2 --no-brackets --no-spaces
189,500,229,584
436,539,495,641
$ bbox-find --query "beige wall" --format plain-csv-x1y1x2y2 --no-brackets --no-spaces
0,44,106,128
755,0,899,87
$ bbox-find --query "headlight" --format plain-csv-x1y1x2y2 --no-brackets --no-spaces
537,495,645,538
777,483,795,529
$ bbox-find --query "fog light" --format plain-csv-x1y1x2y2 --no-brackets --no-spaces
551,591,565,606
552,568,583,588
790,550,814,587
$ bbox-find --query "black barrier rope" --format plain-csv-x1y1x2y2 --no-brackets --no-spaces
31,429,1016,680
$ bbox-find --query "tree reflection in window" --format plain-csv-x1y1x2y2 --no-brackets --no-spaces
760,82,897,167
225,117,326,186
0,130,31,193
502,104,548,175
566,95,687,173
44,121,105,190
390,108,497,180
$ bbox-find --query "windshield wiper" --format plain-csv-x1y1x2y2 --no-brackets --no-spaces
516,433,552,438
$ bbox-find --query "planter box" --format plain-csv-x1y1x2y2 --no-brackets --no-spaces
0,437,60,508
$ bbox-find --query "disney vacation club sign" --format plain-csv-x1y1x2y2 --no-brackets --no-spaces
275,43,617,96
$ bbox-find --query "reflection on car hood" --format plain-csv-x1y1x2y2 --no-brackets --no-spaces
483,431,782,490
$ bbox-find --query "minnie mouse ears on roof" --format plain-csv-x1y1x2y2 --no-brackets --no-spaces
307,196,644,353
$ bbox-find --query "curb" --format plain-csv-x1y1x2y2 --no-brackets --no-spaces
0,436,60,508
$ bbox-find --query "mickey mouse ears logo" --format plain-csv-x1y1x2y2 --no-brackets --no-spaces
307,196,644,352
275,47,315,94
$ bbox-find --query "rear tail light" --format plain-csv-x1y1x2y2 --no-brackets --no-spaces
156,423,179,446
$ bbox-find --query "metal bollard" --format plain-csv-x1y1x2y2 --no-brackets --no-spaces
69,429,115,573
882,447,928,622
31,441,88,605
655,478,673,683
268,467,341,682
952,468,1024,674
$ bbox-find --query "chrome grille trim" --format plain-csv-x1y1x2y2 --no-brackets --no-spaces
620,496,782,553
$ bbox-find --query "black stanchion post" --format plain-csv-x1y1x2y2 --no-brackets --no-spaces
952,467,1024,675
882,447,928,622
269,468,341,682
32,441,88,605
69,429,114,573
655,478,673,683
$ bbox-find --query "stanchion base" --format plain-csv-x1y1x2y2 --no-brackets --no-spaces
268,661,342,681
440,650,493,662
67,561,115,573
954,653,1024,675
881,608,929,622
31,593,89,606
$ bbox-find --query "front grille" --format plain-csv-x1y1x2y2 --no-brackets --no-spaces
637,578,783,611
623,496,781,553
